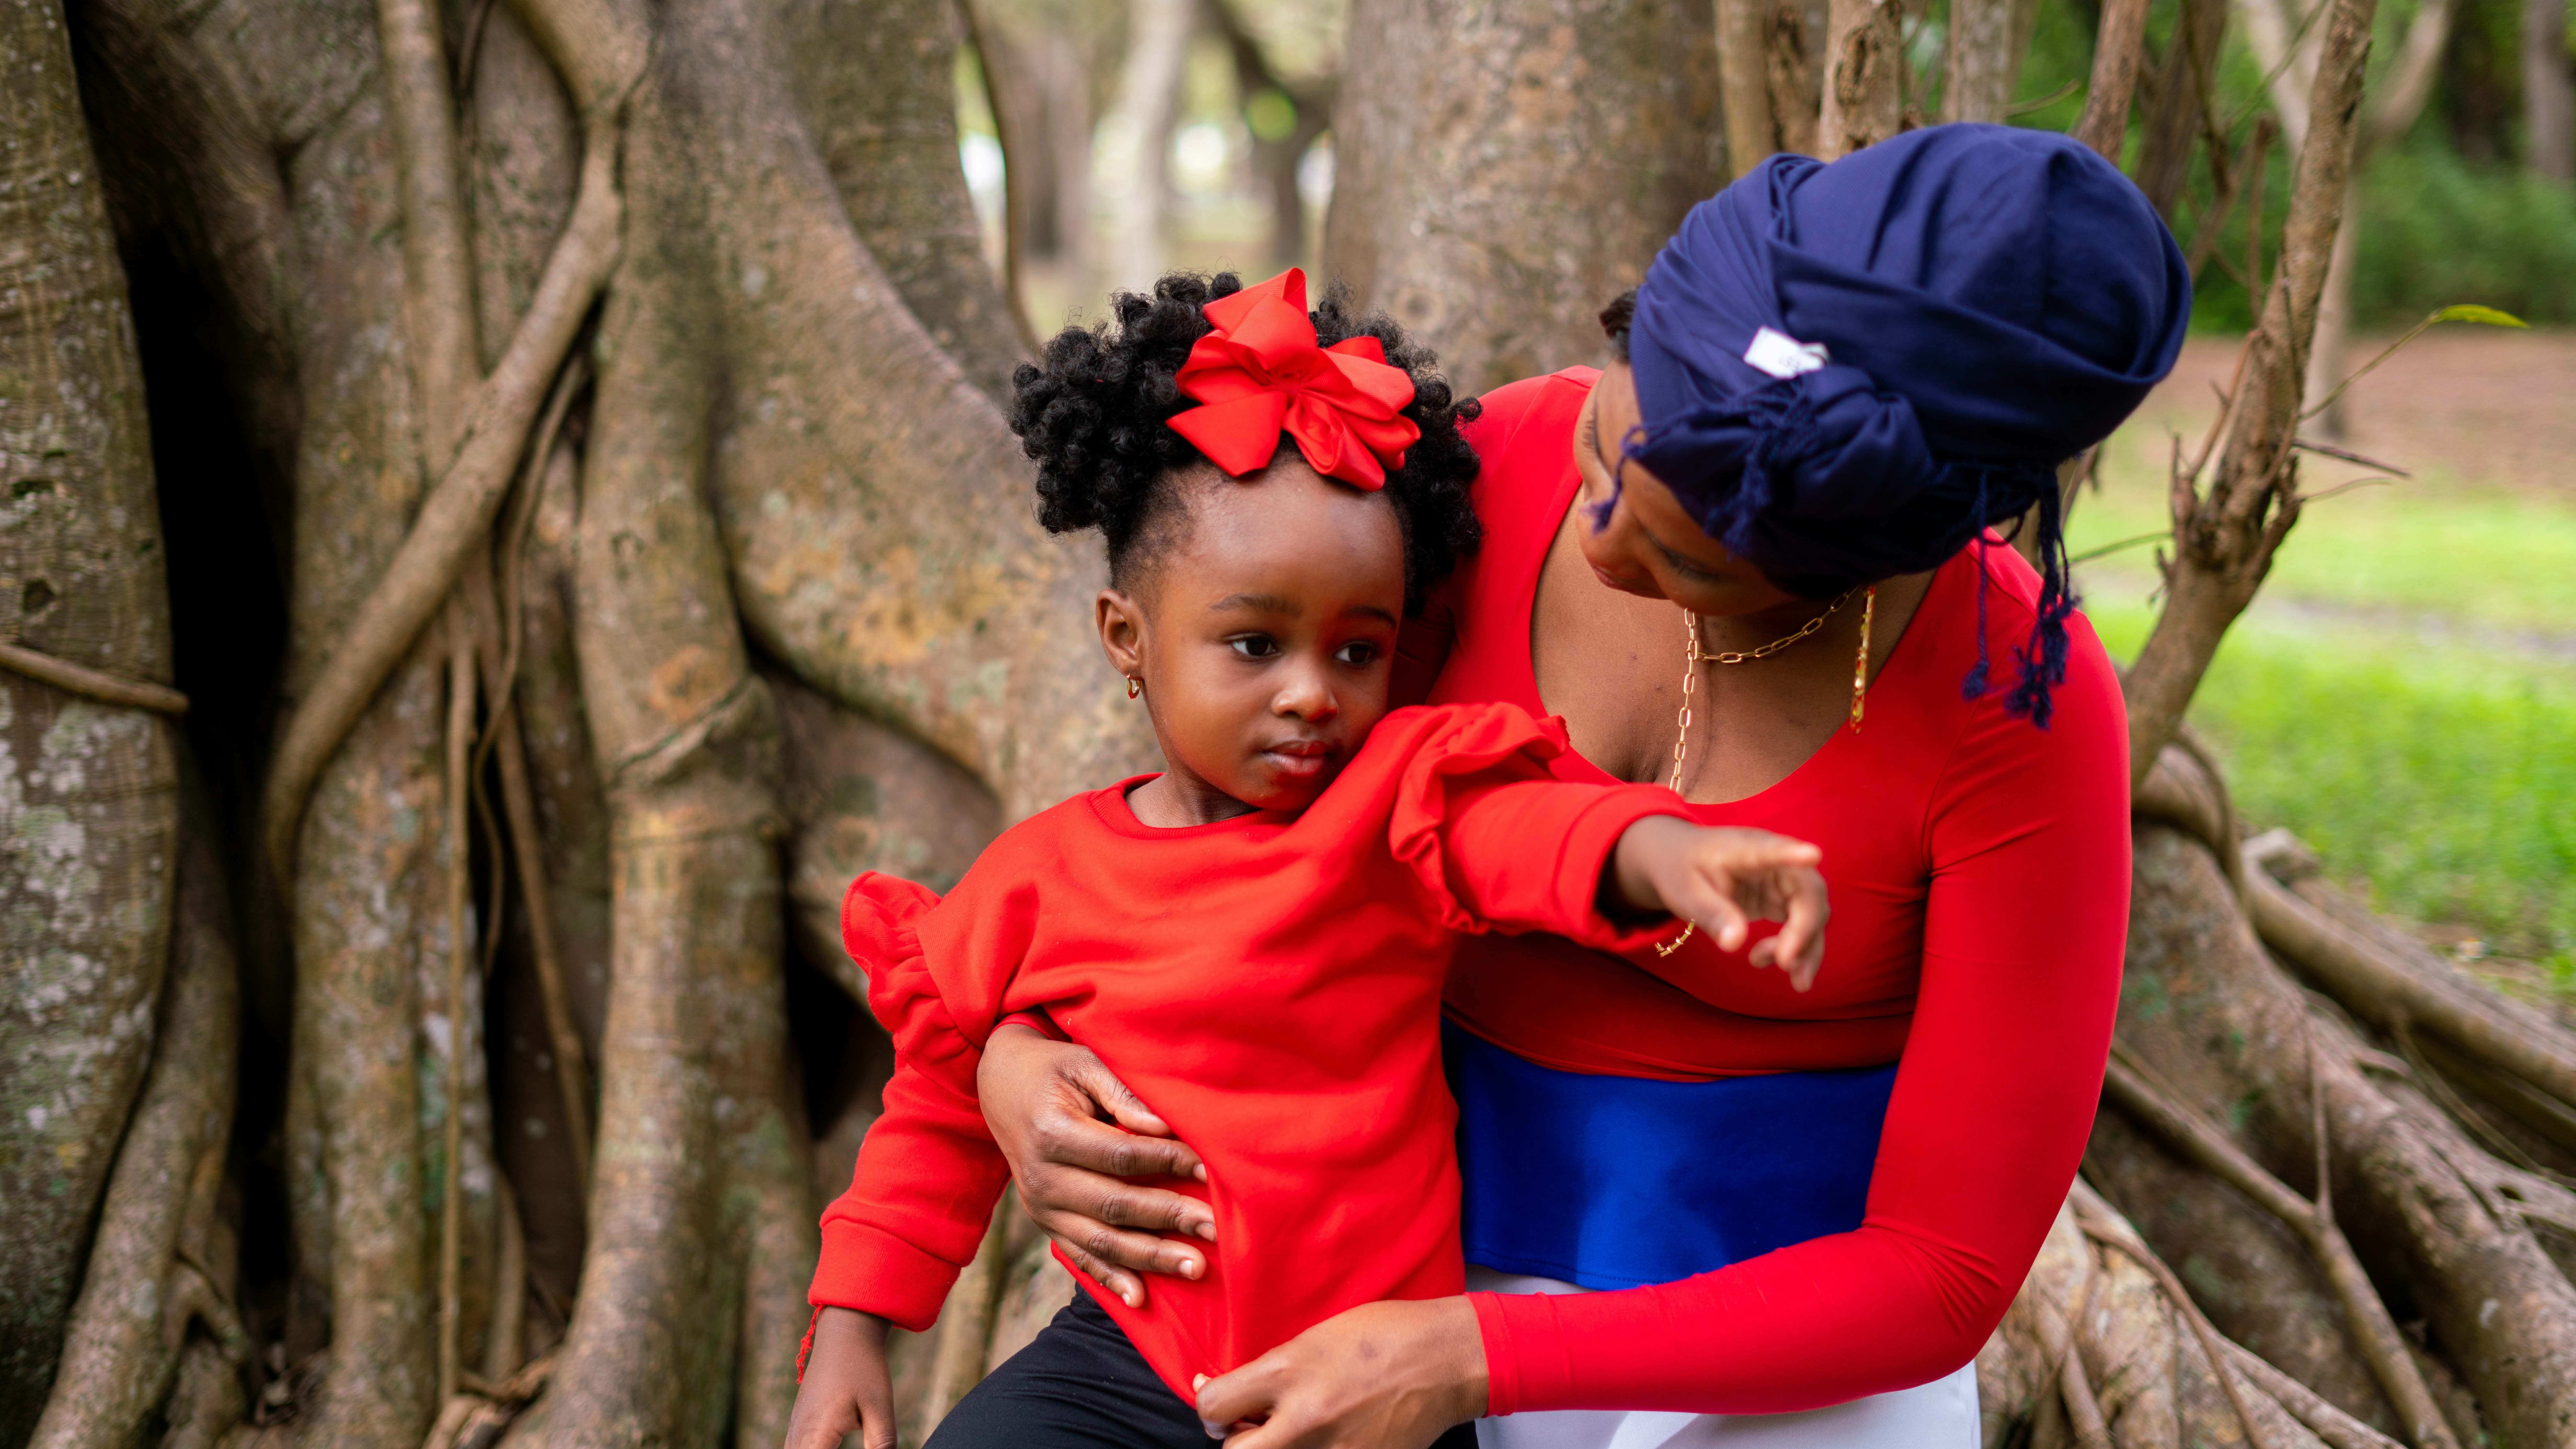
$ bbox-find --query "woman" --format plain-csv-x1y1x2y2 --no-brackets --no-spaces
974,124,2188,1446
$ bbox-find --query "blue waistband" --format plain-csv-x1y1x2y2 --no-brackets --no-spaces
1443,1021,1896,1289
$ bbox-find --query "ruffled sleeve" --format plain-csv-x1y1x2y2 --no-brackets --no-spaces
1384,702,1685,951
809,873,1013,1332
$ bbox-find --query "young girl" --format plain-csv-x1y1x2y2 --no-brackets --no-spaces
785,270,1831,1449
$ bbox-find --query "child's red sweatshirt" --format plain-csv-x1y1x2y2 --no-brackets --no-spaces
809,701,1683,1401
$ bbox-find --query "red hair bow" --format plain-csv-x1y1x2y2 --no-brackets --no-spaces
1167,269,1421,490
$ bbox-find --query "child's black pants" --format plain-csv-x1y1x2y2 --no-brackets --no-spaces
928,1291,1484,1449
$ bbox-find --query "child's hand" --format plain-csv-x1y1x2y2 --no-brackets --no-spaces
1609,817,1830,990
785,1306,896,1449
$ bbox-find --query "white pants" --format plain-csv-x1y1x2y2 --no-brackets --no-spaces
1467,1270,1980,1449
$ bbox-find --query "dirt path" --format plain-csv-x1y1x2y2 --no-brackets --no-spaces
2133,329,2576,499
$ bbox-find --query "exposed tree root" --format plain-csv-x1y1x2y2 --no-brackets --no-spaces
496,60,813,1430
2245,843,2576,1110
0,638,190,713
2078,1188,2308,1449
258,133,621,893
2100,1055,2457,1448
2084,1107,2396,1428
462,445,596,1192
2116,821,2576,1445
441,609,481,1406
1984,1191,2345,1449
2220,1342,2402,1449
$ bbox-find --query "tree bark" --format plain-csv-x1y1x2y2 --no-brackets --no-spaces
1328,0,1722,394
0,0,181,1431
1814,0,1903,158
29,769,241,1449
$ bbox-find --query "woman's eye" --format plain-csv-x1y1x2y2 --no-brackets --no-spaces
1335,642,1379,667
1228,636,1281,659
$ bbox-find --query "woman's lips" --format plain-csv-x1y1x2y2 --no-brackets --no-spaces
1592,563,1656,595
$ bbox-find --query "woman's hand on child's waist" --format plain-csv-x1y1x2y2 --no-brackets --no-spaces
979,1024,1218,1304
1194,1297,1487,1448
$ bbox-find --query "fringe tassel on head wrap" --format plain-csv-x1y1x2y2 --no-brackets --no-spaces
2002,482,2077,728
1959,470,1995,703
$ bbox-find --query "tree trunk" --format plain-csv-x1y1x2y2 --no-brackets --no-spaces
2302,0,2452,436
1718,0,1778,169
1208,0,1333,270
786,0,1030,403
2301,187,2363,438
1100,0,1192,293
978,10,1099,288
2529,0,2574,180
28,768,242,1449
0,0,182,1432
2122,0,2378,781
1328,0,1722,393
1945,0,2023,122
1769,0,1831,155
23,0,1144,1435
2071,0,2154,158
2132,0,2228,214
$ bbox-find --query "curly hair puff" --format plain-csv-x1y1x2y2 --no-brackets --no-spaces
1006,271,1482,614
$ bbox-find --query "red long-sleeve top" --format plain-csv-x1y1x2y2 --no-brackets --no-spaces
809,702,1683,1402
1419,369,2131,1415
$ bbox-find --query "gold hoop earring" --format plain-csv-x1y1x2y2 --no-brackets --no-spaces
1126,675,1142,700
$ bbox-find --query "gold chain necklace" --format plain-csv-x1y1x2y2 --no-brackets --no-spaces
1655,584,1877,957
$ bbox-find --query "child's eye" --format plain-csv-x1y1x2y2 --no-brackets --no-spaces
1335,641,1380,667
1228,635,1281,659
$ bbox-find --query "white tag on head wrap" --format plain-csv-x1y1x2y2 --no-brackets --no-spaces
1743,326,1832,379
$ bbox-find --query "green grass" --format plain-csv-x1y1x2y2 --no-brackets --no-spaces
2069,457,2576,636
2068,448,2576,973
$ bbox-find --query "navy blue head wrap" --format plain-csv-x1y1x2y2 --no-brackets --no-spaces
1624,123,2189,726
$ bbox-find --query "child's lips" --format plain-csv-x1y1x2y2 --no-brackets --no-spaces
1261,740,1332,776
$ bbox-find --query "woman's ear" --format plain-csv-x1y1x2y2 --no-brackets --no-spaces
1096,589,1148,678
